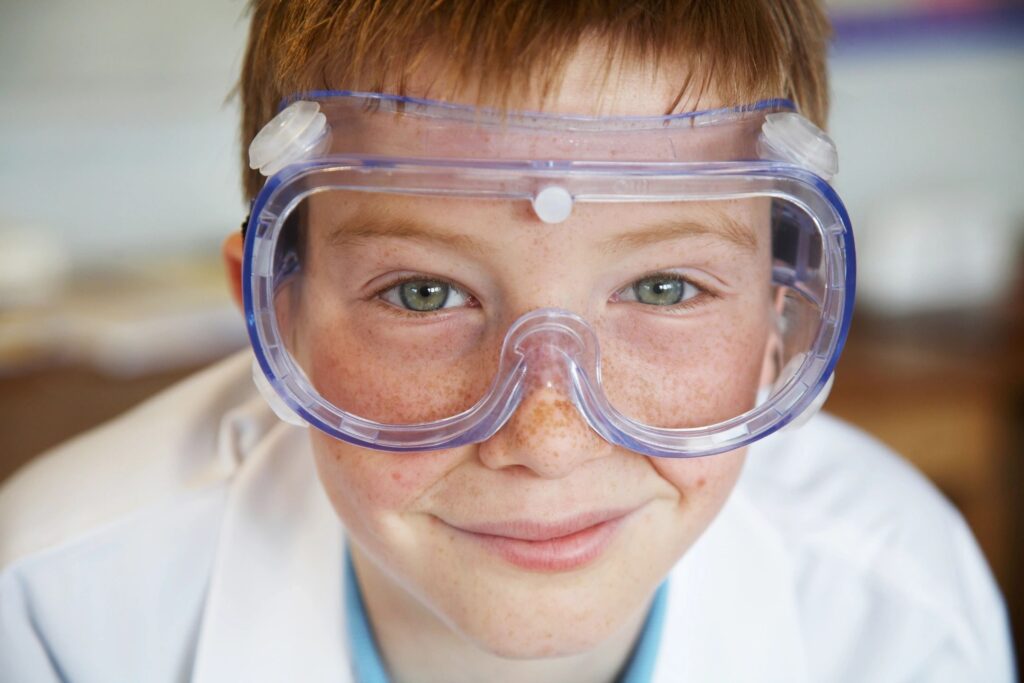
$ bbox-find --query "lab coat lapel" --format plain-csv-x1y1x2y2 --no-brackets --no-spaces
191,421,350,682
652,488,809,683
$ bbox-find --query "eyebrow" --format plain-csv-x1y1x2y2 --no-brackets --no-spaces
326,216,489,256
598,216,758,254
325,210,757,255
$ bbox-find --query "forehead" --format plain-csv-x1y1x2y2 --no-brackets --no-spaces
386,38,727,118
314,44,765,162
305,191,771,260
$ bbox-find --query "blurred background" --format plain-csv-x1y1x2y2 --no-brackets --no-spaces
1,0,1022,660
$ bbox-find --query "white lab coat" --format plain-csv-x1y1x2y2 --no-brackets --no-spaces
0,352,1015,682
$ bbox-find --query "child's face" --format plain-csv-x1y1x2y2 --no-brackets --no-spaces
297,47,770,658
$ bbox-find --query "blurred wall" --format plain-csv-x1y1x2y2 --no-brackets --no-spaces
0,1,248,265
829,24,1024,314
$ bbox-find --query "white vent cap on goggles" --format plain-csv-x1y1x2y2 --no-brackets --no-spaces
248,100,330,177
758,112,838,181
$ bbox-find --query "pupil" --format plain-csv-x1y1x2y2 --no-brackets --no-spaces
401,280,449,311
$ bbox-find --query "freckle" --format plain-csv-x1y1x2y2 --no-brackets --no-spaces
696,476,706,488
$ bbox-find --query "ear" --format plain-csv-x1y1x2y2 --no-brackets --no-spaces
758,288,788,389
222,232,244,313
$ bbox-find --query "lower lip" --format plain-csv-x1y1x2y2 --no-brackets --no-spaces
450,514,631,572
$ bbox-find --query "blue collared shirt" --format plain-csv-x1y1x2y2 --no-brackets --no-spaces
344,547,669,683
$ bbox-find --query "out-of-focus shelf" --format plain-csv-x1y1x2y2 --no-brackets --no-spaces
0,362,209,485
0,254,248,482
0,255,246,378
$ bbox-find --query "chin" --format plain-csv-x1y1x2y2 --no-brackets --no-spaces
459,616,619,660
432,572,652,660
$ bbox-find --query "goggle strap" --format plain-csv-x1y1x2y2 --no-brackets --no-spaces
252,359,307,427
782,372,835,433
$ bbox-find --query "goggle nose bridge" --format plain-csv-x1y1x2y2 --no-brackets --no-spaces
496,308,607,429
505,307,600,380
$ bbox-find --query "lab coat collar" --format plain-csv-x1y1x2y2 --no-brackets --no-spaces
192,401,806,682
191,418,352,682
652,485,809,682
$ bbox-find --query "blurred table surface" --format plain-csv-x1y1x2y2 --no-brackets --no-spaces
0,253,245,481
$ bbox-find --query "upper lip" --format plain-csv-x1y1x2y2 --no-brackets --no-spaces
443,507,638,541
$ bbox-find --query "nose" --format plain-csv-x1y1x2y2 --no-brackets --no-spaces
476,316,613,478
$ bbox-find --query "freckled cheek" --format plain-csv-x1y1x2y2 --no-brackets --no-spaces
290,289,500,424
648,448,746,508
600,316,769,428
309,433,459,523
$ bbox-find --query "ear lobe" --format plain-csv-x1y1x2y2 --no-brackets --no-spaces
222,233,245,312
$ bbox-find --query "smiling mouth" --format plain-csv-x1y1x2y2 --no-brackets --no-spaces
439,507,639,572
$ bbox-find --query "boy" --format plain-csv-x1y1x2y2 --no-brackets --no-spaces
0,1,1015,681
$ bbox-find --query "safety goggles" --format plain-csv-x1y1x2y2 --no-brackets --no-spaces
242,91,854,457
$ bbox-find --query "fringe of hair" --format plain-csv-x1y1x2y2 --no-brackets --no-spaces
238,0,831,198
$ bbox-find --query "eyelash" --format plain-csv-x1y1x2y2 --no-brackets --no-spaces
372,272,716,315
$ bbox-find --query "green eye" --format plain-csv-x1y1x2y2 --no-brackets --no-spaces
633,276,692,306
614,273,705,309
380,278,470,312
399,280,450,311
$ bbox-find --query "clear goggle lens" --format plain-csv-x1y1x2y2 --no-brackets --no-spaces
265,188,829,434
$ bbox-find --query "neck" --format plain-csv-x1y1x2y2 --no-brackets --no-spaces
350,546,650,683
